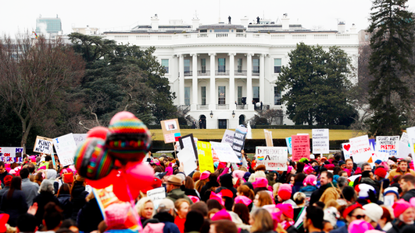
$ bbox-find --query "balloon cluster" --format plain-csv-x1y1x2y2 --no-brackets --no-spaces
73,111,154,202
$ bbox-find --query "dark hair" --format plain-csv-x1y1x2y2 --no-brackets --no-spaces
398,160,407,165
223,196,234,211
190,201,209,217
286,173,295,183
27,163,35,173
402,174,415,185
207,199,223,211
185,176,195,189
306,206,324,229
45,155,52,162
0,161,4,167
294,173,306,183
333,166,341,175
184,210,204,232
233,203,249,224
7,176,22,200
17,213,37,232
43,202,63,230
211,220,238,233
61,219,77,229
342,186,356,202
313,201,325,209
296,162,305,173
338,170,347,176
321,170,333,180
57,183,71,196
20,168,30,179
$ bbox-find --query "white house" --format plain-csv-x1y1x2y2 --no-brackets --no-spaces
102,15,359,129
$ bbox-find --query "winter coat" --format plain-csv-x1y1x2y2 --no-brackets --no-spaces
57,193,72,219
77,198,103,233
33,192,61,226
153,212,181,233
180,185,200,199
388,168,415,182
166,188,193,204
299,185,317,199
200,180,219,202
215,174,237,197
319,186,341,204
21,178,39,206
71,182,88,221
0,190,28,227
330,225,348,233
402,189,415,202
310,184,330,206
387,219,415,233
292,181,304,197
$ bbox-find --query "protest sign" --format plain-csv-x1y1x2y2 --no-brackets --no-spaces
291,134,310,161
177,148,197,176
246,122,252,139
179,134,198,160
264,130,273,147
312,129,329,154
232,125,248,160
255,147,288,171
406,126,415,157
53,133,77,167
211,142,240,163
349,135,371,164
161,119,181,143
376,136,399,157
342,143,351,160
0,147,23,163
221,130,235,146
147,187,167,208
197,141,214,173
286,137,292,155
33,136,54,154
73,134,87,147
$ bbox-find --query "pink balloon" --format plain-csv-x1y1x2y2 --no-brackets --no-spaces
85,170,118,189
87,127,109,140
109,111,136,125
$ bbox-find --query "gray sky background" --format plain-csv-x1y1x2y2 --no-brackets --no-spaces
2,0,415,35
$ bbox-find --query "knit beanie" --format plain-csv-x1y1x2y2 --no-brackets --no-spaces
200,171,210,181
374,160,382,165
324,207,339,227
211,208,231,221
278,184,292,201
348,220,374,233
276,203,294,219
383,187,399,199
363,203,383,222
243,172,251,181
105,203,130,229
393,199,412,218
374,167,387,179
303,175,317,186
355,184,375,199
252,177,268,189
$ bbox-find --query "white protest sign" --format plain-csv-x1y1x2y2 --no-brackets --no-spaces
312,129,329,154
33,136,54,154
286,137,292,155
177,147,197,176
53,133,77,167
255,146,288,171
179,134,198,160
398,140,412,159
406,126,415,157
73,134,87,147
210,142,240,163
0,147,24,163
401,132,409,146
221,130,235,146
342,143,351,160
350,135,371,164
376,136,399,157
264,129,273,147
147,187,166,208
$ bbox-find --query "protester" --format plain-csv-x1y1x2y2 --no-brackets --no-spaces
388,160,415,181
400,174,415,201
249,208,275,233
135,197,155,224
56,183,72,219
166,175,193,204
20,167,39,206
33,179,61,226
0,176,28,227
174,199,190,233
304,206,324,233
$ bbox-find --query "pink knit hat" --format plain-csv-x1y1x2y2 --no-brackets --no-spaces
233,170,246,182
188,195,200,203
393,199,412,218
234,195,252,206
348,220,374,233
303,165,315,175
276,203,293,219
278,184,292,201
209,192,224,206
303,175,317,186
165,167,173,176
252,177,268,189
200,171,210,181
287,166,293,174
105,203,130,228
211,209,231,221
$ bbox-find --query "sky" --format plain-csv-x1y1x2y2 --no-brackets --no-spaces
2,0,415,36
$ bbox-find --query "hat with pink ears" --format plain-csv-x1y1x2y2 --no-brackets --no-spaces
348,220,374,233
200,171,210,181
303,175,317,186
234,195,252,206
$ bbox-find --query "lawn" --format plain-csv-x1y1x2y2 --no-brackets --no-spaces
148,129,363,141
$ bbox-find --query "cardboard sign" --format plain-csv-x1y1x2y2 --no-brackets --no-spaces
33,136,54,154
0,157,23,163
255,146,288,171
406,126,415,157
161,119,181,143
286,137,292,155
312,129,329,154
291,134,310,161
221,130,235,146
0,147,23,157
210,142,240,163
342,143,351,160
53,133,77,167
177,148,197,176
349,135,371,164
197,141,214,173
264,130,273,147
73,134,88,147
376,136,399,157
232,125,248,160
179,134,198,160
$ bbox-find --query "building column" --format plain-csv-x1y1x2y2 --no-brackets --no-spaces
229,53,236,110
260,54,265,105
247,53,254,110
209,53,216,110
191,53,198,111
179,54,185,106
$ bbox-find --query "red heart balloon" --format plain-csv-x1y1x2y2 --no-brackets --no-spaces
87,126,109,140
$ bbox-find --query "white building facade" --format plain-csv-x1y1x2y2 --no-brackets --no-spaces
103,15,359,129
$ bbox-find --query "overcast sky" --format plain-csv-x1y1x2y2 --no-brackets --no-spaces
2,0,415,35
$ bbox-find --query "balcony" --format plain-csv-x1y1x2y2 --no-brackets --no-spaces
184,71,192,77
197,104,209,110
216,70,229,76
198,70,210,76
216,104,229,109
235,70,247,76
236,104,248,109
255,104,270,111
252,71,260,76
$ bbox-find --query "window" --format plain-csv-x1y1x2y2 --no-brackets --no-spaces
218,58,226,72
237,86,243,104
218,86,226,104
214,29,229,32
185,87,190,106
274,58,281,73
253,86,260,99
161,59,169,73
201,86,206,105
253,58,260,74
201,59,206,73
184,59,190,75
237,58,242,73
274,86,281,105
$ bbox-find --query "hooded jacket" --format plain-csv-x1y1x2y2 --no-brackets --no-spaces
402,189,415,202
388,168,415,182
166,188,193,204
153,212,181,233
215,174,237,197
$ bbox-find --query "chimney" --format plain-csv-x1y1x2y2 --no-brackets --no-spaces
350,23,356,33
151,14,159,30
338,22,346,33
281,14,289,30
192,18,200,30
240,16,249,28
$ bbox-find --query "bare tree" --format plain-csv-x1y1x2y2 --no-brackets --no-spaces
0,34,84,152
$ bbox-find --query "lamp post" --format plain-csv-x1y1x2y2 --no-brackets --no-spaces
210,111,213,118
232,110,235,118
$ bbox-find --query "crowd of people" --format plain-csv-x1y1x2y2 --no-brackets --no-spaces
1,151,415,233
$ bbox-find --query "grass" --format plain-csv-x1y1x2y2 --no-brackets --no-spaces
149,129,363,141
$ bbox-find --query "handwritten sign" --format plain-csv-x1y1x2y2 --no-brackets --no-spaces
342,143,351,160
349,135,371,164
147,187,166,203
53,133,77,167
197,141,214,173
221,130,235,146
291,134,310,161
161,119,181,143
376,136,399,156
232,125,248,160
255,147,287,171
33,136,54,154
312,129,329,154
286,137,292,155
264,130,273,147
0,147,23,157
211,142,240,163
73,134,87,147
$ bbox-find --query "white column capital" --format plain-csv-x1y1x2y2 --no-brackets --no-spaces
247,53,254,57
261,53,269,57
175,54,183,57
190,53,198,57
209,53,216,57
228,53,236,56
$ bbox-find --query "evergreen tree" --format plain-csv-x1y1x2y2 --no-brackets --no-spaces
367,0,415,135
